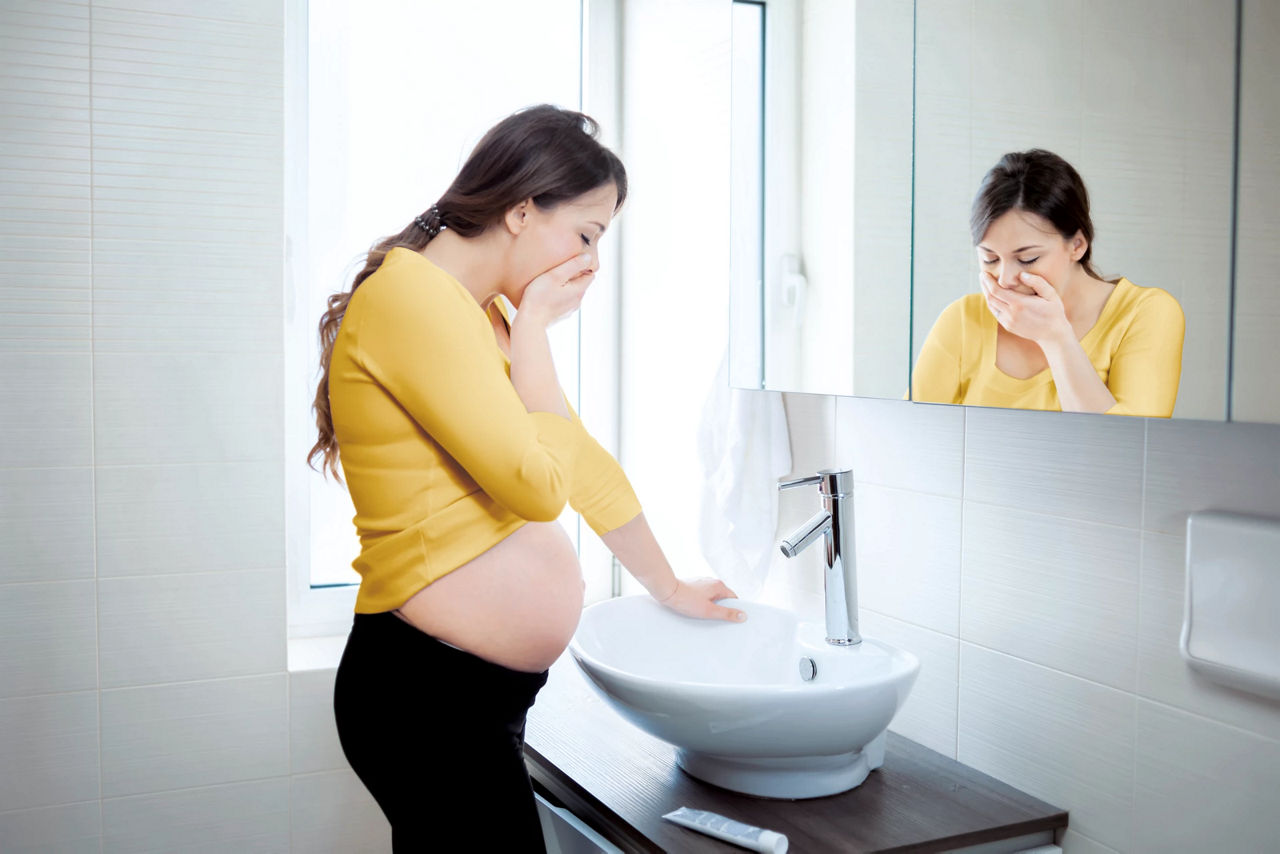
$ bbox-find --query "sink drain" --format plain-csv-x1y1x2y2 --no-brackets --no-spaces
799,657,817,681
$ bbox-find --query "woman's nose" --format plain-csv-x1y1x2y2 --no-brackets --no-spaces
997,265,1018,288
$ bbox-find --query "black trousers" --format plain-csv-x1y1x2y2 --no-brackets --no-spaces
333,611,550,852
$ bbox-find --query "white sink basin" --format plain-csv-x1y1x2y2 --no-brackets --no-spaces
568,596,920,799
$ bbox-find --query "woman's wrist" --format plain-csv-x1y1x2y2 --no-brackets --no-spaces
1038,321,1077,356
651,576,680,603
511,308,551,333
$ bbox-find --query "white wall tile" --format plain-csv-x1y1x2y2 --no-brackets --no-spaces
834,396,964,497
910,92,974,360
90,0,282,359
914,0,971,100
102,778,289,854
0,800,100,854
0,580,97,698
780,392,835,477
859,610,958,758
1231,314,1280,424
1060,829,1120,854
969,104,1083,182
91,0,282,26
92,353,283,466
1174,312,1230,422
92,284,282,355
1136,531,1280,741
961,505,1140,691
964,407,1144,527
0,691,99,811
98,569,284,688
95,462,283,577
1144,420,1280,535
855,484,962,635
289,770,390,854
0,467,94,583
0,0,91,360
0,354,92,468
969,0,1083,114
958,644,1134,850
1133,701,1280,854
289,668,346,776
100,674,287,797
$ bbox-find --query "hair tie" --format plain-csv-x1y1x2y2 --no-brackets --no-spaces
414,205,444,238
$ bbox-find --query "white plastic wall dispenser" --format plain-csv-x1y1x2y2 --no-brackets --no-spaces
1181,511,1280,700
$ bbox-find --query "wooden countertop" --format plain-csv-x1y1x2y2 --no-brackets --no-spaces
524,656,1067,853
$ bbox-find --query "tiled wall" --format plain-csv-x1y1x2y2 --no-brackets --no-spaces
0,2,388,850
768,393,1280,854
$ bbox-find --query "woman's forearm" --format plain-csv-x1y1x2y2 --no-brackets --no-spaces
1041,333,1117,413
599,512,678,601
508,313,570,418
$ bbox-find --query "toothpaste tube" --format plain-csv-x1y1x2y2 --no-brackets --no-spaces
662,807,788,853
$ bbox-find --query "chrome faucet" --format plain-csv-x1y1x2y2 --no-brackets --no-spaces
778,469,860,646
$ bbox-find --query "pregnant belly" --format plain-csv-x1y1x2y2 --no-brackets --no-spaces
394,521,585,673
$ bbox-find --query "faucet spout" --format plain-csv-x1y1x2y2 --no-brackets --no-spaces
780,510,831,558
777,469,861,646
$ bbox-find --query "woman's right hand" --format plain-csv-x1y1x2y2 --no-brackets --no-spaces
518,253,595,327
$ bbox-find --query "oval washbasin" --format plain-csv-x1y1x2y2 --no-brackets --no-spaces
568,595,920,799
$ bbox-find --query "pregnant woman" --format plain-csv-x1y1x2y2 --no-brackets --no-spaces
912,149,1185,417
310,105,744,851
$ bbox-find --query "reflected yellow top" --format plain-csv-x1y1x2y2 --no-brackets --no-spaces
328,248,642,613
912,278,1185,417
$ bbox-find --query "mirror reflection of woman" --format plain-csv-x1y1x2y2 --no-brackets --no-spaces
912,149,1185,417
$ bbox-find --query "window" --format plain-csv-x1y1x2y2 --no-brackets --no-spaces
284,0,593,636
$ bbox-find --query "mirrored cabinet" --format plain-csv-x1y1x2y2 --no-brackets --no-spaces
729,0,1280,424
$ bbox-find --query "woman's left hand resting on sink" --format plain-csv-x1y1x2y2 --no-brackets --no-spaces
655,577,747,622
600,513,747,623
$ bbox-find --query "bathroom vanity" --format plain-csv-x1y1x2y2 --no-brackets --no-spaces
525,657,1068,853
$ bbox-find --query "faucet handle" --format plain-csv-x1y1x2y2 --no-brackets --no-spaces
778,474,822,491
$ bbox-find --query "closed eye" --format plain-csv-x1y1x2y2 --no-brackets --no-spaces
981,257,998,265
580,234,592,247
1019,257,1039,265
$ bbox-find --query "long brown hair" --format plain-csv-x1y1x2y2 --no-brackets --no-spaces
308,104,627,481
970,149,1109,280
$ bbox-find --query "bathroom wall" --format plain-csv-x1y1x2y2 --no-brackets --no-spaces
0,1,390,850
766,393,1280,854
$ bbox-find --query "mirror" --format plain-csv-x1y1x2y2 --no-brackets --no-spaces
730,0,1280,424
729,0,914,396
910,0,1236,420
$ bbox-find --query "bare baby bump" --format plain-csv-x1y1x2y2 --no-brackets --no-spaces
395,521,586,673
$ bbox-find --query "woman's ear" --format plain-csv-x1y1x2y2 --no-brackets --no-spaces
1069,230,1088,262
503,199,533,236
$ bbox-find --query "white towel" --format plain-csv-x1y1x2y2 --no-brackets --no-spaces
696,353,792,599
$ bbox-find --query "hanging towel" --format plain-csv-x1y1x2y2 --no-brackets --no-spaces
697,352,792,599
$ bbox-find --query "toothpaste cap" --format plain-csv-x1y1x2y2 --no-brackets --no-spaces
759,829,788,854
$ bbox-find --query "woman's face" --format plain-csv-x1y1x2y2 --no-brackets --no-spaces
507,183,618,305
976,208,1084,294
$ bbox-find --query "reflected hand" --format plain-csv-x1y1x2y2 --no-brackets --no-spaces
981,271,1071,345
654,577,746,623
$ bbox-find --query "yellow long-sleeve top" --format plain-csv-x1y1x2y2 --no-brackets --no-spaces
912,278,1185,417
328,247,642,613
